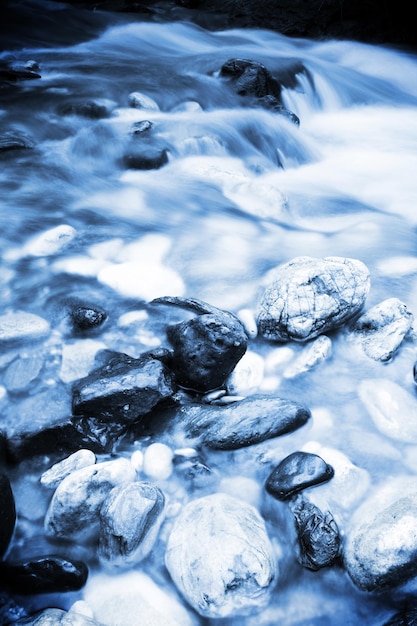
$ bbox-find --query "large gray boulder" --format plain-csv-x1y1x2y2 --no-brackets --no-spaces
343,477,417,592
165,492,277,618
257,256,370,342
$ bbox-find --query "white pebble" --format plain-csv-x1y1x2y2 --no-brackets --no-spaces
5,224,76,260
143,443,173,480
128,91,159,111
226,350,264,395
130,449,144,473
237,308,258,338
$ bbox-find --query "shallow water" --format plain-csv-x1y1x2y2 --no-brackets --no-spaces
2,2,417,624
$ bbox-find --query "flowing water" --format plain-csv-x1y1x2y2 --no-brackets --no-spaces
2,1,417,624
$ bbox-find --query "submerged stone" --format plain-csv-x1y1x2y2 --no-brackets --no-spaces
289,495,341,571
220,58,282,99
0,311,50,345
40,449,96,490
99,481,165,567
344,477,417,592
257,256,370,342
11,608,102,625
165,492,276,618
0,556,88,594
70,305,107,331
152,296,248,392
265,450,334,501
352,297,413,361
179,394,311,449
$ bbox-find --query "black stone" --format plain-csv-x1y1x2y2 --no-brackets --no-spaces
70,305,107,330
0,556,88,594
0,473,16,558
60,100,111,119
72,351,177,422
289,495,341,571
131,120,154,135
122,147,169,170
384,609,417,626
177,394,311,449
265,451,334,501
255,95,300,125
220,58,282,99
0,131,35,152
152,296,248,392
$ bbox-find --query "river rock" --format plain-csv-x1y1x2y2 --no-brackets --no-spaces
179,394,311,449
72,351,176,422
225,350,264,395
128,91,160,111
0,130,36,151
165,492,276,618
288,495,341,571
99,481,165,567
343,477,417,591
122,147,169,170
61,100,112,119
152,296,248,392
283,335,332,378
44,457,136,541
40,449,97,490
220,58,282,99
70,305,107,331
257,256,370,342
11,608,103,625
0,556,88,594
383,608,417,625
358,378,417,443
0,311,50,345
265,451,334,501
351,297,413,361
0,473,16,558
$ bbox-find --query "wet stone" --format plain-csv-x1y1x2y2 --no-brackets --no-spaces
165,492,276,618
99,481,165,567
220,58,282,99
288,495,341,571
265,451,334,501
0,130,36,151
343,477,417,592
61,100,112,119
72,351,177,423
44,457,136,541
352,297,413,361
40,449,96,490
11,608,102,625
257,256,370,342
383,608,417,625
153,296,248,392
131,120,154,135
0,556,88,594
122,147,169,170
283,335,332,379
0,311,50,345
70,305,107,331
4,353,44,393
180,394,311,449
0,473,16,558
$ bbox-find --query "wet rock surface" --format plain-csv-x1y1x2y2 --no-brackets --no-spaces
0,473,16,558
265,451,334,501
165,492,276,618
257,256,371,342
0,556,88,594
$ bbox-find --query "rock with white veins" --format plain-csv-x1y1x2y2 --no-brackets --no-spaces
44,458,136,541
351,297,413,361
165,492,276,618
99,481,165,567
344,477,417,592
257,256,370,342
358,379,417,443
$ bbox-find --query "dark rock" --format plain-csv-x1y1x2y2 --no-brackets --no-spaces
255,95,300,125
0,60,41,85
0,556,88,594
0,131,36,152
177,394,311,449
60,100,111,119
0,592,27,624
122,147,169,170
10,607,102,625
220,58,282,99
0,473,16,558
384,609,417,626
70,305,107,331
6,416,128,464
131,120,154,135
288,495,341,571
72,351,177,422
265,451,334,501
151,296,248,392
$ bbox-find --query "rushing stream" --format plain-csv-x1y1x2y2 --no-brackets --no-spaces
2,1,417,624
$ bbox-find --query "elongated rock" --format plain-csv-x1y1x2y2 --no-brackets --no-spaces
257,256,370,342
0,556,88,594
265,451,334,501
165,492,276,618
179,394,311,449
44,457,136,541
11,608,103,625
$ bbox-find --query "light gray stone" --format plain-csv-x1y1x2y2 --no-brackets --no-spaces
44,458,136,541
12,608,103,625
351,297,413,361
283,335,332,378
165,492,276,618
99,481,165,567
344,477,417,592
0,311,50,344
257,256,370,342
40,449,97,490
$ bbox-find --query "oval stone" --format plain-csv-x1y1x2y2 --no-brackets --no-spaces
257,256,370,342
165,492,276,618
265,451,334,501
344,477,417,591
0,556,88,594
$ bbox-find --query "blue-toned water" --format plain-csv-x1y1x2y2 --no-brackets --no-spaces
2,2,417,624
